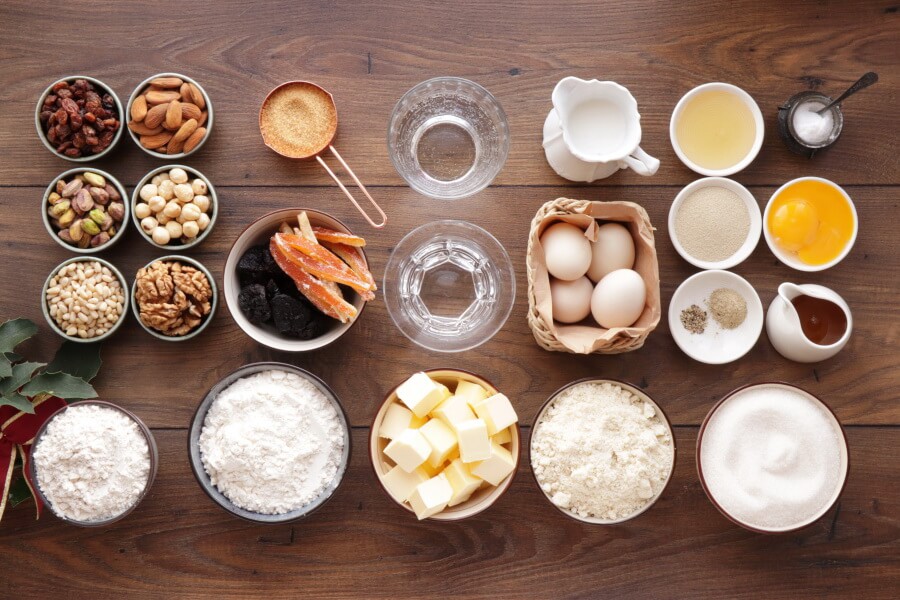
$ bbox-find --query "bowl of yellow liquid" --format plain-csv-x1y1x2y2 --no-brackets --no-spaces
670,83,764,176
764,177,857,272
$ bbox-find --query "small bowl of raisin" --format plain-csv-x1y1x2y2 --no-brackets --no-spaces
35,76,124,162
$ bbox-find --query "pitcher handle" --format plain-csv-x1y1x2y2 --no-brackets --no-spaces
316,146,387,228
621,146,660,176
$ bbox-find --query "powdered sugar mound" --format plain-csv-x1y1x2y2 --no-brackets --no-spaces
33,404,151,522
199,369,344,515
531,382,674,520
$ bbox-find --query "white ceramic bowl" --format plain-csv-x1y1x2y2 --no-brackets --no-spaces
669,82,764,177
668,270,763,364
763,177,858,272
668,177,761,270
223,208,368,352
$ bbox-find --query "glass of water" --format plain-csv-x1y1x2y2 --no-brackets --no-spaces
387,77,510,199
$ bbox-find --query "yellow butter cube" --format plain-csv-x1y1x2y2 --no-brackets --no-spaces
410,413,429,428
384,428,431,473
493,427,512,444
433,395,477,432
471,441,516,486
379,403,413,439
408,473,453,520
396,372,451,418
472,393,518,436
419,418,458,469
457,418,491,463
443,458,482,507
455,379,489,407
381,465,429,503
420,459,442,477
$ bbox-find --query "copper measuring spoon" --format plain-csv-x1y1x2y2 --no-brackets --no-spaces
259,81,387,228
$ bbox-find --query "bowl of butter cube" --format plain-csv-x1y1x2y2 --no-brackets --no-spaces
369,369,520,520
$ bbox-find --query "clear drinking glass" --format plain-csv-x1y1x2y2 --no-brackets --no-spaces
387,77,509,199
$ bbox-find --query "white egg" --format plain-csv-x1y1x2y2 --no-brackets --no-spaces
550,276,594,324
591,269,646,329
541,222,592,281
588,222,636,282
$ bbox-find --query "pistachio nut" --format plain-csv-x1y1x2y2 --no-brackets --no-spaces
107,226,116,237
55,179,66,194
68,220,84,242
61,178,83,198
48,200,71,219
104,183,121,202
58,229,73,243
90,232,110,247
77,233,91,249
88,186,110,205
58,208,76,228
72,188,94,214
47,192,62,205
82,172,106,188
81,218,100,236
89,208,107,225
99,213,114,231
107,202,125,222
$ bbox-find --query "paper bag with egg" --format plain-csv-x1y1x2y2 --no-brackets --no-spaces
526,198,661,354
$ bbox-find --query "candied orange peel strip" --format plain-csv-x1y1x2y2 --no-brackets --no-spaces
269,238,357,323
312,226,366,247
322,241,376,298
274,234,374,295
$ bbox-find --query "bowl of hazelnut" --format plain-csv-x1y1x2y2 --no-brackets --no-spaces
42,168,129,253
131,165,217,250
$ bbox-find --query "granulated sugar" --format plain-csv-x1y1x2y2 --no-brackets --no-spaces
33,404,151,522
199,369,345,515
259,83,337,158
675,186,750,263
699,385,845,531
531,382,674,521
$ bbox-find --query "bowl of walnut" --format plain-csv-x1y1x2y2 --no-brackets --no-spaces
132,256,217,341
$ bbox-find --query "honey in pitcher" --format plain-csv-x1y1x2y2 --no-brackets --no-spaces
675,89,757,170
792,295,847,346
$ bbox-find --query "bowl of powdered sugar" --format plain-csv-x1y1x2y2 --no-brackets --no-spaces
530,379,675,524
31,400,157,526
189,362,350,523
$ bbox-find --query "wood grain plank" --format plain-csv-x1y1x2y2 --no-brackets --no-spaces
2,186,897,428
1,428,897,599
0,0,897,186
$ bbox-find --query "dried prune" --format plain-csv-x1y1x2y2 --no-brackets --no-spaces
238,284,271,324
270,293,322,339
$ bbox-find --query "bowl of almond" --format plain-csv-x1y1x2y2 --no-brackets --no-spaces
126,73,212,158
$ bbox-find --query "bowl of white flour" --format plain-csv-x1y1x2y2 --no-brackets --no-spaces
530,378,676,524
189,362,351,523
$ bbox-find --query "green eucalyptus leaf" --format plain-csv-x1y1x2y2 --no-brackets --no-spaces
0,361,45,396
0,391,34,413
0,319,38,354
7,475,33,507
20,372,97,401
46,341,102,382
4,352,23,363
0,356,10,379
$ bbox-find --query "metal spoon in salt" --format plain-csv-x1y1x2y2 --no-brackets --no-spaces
817,72,879,115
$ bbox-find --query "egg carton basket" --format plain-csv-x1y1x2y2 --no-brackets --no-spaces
526,198,661,354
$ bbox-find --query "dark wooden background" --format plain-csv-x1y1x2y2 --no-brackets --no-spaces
1,1,898,598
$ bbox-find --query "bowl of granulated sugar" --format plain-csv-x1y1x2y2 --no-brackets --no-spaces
668,177,762,270
189,362,351,523
530,378,676,524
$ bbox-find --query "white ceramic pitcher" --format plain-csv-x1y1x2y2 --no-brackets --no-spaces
550,77,660,176
766,282,852,363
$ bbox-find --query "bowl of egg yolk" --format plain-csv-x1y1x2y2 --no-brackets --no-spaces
764,177,857,272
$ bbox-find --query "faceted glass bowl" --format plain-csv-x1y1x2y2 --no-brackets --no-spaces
383,220,515,352
387,77,509,199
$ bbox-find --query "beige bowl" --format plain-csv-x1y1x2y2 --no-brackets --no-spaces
370,368,520,521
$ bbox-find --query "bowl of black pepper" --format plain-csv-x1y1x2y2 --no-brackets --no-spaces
35,76,124,162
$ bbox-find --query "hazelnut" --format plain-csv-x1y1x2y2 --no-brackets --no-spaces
169,168,189,184
152,226,171,245
165,220,183,239
191,178,208,195
139,183,158,201
182,220,200,239
163,200,182,218
180,203,202,222
192,195,210,213
135,203,151,219
151,175,163,186
197,212,211,231
158,179,176,200
140,216,158,232
173,183,194,203
157,212,171,225
148,196,166,213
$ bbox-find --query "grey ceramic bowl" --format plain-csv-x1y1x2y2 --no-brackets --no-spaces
29,400,158,527
131,255,218,342
126,72,213,159
42,256,129,343
35,75,125,162
130,164,218,250
41,167,130,254
188,362,352,523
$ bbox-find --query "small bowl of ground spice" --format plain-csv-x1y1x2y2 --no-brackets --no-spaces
667,269,764,364
668,177,761,270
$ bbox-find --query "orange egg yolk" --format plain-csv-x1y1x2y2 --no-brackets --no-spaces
771,200,819,252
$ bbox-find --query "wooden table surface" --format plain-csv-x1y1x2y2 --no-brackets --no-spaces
1,1,898,597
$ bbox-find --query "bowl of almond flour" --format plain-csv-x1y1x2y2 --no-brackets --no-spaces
30,400,157,526
189,362,350,523
530,379,676,524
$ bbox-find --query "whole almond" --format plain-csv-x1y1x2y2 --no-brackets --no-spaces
144,103,168,129
145,90,181,105
140,132,173,150
198,110,208,127
181,102,202,121
127,120,163,136
188,83,205,109
149,76,183,89
165,100,182,130
183,127,207,153
180,82,191,101
166,137,186,155
130,95,148,122
172,118,198,143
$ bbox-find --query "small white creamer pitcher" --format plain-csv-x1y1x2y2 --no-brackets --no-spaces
766,282,852,363
551,77,660,176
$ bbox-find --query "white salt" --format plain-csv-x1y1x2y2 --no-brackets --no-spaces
792,100,835,145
